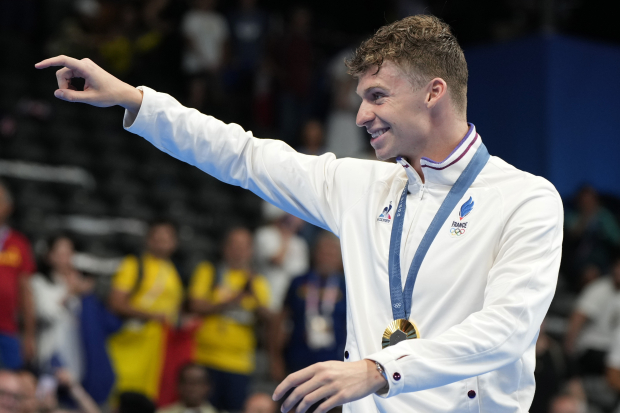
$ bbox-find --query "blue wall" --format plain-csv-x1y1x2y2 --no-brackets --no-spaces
466,35,620,198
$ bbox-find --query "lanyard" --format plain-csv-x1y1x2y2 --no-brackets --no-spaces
388,142,490,320
305,272,340,317
0,226,10,252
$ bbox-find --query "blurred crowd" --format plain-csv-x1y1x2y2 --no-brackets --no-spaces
1,178,348,413
1,1,620,413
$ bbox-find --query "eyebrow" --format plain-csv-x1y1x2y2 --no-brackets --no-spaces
357,84,389,97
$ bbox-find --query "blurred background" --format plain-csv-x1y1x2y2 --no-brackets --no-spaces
0,1,619,413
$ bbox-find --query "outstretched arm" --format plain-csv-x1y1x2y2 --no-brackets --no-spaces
35,56,143,115
35,55,385,235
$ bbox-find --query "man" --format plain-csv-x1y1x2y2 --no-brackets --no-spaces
156,363,218,413
255,202,309,311
107,219,184,401
548,394,587,413
188,227,270,411
36,14,563,413
243,393,276,413
0,181,36,370
270,231,346,380
0,370,21,413
565,256,620,376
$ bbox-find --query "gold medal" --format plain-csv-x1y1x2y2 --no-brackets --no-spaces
382,319,420,349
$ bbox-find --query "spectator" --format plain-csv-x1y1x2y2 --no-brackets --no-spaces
270,231,346,381
564,186,620,289
277,6,314,146
0,181,36,370
156,363,217,413
548,394,587,413
254,202,309,311
228,0,268,72
31,235,118,405
227,0,270,128
17,371,35,413
107,219,184,402
0,370,21,413
324,48,365,158
564,256,620,376
188,227,270,412
30,235,94,381
181,0,229,114
297,119,326,156
243,393,276,413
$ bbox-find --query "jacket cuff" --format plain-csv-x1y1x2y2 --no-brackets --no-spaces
366,348,409,398
123,86,153,135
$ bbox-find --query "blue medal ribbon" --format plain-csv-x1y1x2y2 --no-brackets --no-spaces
388,143,490,320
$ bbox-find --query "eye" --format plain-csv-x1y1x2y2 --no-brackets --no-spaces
372,92,385,102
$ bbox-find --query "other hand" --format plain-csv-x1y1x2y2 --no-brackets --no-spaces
272,359,387,413
34,55,143,115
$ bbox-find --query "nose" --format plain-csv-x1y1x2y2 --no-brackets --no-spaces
356,100,374,127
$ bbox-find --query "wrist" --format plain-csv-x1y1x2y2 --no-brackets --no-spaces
120,85,143,115
365,359,389,395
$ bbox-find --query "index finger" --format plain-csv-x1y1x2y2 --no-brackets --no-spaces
273,366,315,401
35,55,84,71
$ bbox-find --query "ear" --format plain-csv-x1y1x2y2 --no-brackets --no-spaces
425,78,448,109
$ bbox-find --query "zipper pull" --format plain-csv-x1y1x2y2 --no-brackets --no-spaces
419,184,425,200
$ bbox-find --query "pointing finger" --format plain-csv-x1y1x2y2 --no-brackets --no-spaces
35,55,84,71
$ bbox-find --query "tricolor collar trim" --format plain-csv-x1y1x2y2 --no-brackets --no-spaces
421,123,477,170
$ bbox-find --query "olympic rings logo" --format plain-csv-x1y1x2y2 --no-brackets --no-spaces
450,227,466,237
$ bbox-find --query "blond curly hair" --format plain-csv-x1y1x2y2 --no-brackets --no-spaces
346,15,468,115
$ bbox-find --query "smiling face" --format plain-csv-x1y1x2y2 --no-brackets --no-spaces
356,61,430,161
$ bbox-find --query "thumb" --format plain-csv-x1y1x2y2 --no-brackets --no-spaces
54,89,99,104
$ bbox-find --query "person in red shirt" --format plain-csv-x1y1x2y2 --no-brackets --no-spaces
0,180,36,369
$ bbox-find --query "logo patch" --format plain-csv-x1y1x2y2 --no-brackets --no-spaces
377,202,393,223
450,197,474,237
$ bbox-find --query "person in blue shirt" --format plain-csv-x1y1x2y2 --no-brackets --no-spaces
270,231,347,381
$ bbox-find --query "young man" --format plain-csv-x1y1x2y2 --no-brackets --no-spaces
156,363,218,413
36,14,563,413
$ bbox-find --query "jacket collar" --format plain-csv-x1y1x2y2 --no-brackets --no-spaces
396,123,482,189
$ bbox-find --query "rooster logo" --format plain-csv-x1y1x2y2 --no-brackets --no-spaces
379,202,393,219
459,197,474,220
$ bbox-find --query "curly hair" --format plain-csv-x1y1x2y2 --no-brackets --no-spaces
346,15,468,115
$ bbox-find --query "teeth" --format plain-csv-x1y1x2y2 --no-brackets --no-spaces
370,128,389,139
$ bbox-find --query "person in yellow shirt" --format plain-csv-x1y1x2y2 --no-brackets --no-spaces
189,227,270,412
107,219,184,402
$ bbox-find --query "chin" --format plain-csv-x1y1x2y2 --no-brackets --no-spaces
373,149,394,161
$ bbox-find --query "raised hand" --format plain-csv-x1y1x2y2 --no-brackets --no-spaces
34,55,143,115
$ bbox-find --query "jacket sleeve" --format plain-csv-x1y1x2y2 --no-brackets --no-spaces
367,179,563,397
123,87,376,236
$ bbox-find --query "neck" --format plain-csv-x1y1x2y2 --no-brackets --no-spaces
405,119,470,181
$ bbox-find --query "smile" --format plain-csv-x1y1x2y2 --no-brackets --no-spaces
370,128,390,139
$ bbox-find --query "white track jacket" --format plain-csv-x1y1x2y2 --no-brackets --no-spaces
124,87,563,413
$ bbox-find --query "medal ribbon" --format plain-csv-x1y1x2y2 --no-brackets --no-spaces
388,142,490,320
306,272,340,317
